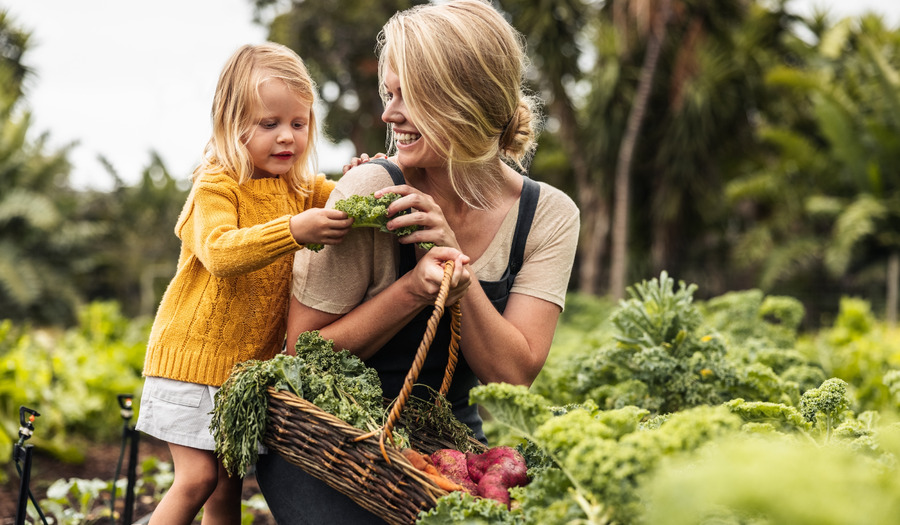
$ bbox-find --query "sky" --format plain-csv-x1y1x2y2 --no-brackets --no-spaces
6,0,900,191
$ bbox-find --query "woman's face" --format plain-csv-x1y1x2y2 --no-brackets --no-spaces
381,66,443,169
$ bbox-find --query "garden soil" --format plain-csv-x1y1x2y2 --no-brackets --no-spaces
1,435,275,524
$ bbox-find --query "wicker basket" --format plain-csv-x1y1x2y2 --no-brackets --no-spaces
263,261,484,525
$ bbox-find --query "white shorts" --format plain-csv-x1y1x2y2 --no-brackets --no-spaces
135,377,219,450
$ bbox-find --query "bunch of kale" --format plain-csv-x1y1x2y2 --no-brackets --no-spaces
211,331,383,477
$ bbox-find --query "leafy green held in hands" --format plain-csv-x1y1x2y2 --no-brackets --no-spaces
336,192,435,250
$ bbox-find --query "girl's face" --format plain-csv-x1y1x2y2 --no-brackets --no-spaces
245,78,311,179
381,66,443,169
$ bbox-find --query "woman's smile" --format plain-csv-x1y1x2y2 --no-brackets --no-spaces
394,131,421,146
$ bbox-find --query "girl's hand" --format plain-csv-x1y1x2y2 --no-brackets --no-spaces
374,185,459,250
404,247,471,307
342,152,388,174
289,208,353,246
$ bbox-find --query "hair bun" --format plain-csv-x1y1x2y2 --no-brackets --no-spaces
500,97,539,167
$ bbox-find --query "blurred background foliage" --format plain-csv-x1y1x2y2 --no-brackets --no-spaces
0,0,897,327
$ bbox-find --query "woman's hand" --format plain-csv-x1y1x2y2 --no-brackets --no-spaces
342,152,388,174
374,185,460,250
403,247,471,307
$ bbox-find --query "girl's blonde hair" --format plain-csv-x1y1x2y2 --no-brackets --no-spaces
195,42,318,194
377,0,541,209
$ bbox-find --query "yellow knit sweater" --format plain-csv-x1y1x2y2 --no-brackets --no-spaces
142,172,334,386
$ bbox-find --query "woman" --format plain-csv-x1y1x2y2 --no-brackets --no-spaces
256,1,579,522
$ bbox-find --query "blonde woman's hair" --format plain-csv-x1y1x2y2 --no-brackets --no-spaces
377,0,541,209
194,42,318,194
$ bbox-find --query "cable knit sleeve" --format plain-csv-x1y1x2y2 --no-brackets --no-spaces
176,174,301,278
310,173,336,209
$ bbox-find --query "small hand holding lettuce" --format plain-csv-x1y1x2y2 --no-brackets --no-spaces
291,207,354,252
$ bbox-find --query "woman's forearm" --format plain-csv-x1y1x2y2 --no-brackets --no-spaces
296,275,425,360
457,281,559,386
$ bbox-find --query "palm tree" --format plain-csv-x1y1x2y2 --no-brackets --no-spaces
502,0,610,294
737,13,900,324
608,0,673,300
0,14,100,324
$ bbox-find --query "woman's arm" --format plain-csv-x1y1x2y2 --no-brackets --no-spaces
286,247,471,358
457,281,560,386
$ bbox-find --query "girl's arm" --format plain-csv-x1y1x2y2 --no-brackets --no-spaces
184,174,350,277
182,176,300,277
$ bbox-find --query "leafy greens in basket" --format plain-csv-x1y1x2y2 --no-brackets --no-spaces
211,331,385,477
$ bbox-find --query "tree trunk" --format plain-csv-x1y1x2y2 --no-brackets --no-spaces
549,85,610,295
577,187,611,295
609,0,672,299
887,250,899,326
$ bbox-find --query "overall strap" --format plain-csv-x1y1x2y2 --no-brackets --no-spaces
368,159,417,276
369,158,406,185
509,176,540,275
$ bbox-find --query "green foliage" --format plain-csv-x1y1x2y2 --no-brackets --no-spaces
534,274,835,418
475,380,745,524
84,154,188,318
211,331,384,477
470,383,554,440
0,301,149,468
334,192,434,250
32,458,268,525
700,289,805,349
538,273,746,413
643,434,900,525
37,478,113,524
471,273,900,524
417,491,522,525
531,293,616,404
798,297,900,412
725,398,810,435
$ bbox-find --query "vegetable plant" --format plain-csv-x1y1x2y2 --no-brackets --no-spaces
211,331,385,476
334,192,434,249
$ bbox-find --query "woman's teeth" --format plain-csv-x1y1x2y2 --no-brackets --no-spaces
395,132,420,145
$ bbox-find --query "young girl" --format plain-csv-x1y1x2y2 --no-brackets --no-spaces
135,42,352,525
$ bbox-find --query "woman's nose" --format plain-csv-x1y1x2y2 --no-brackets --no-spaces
382,99,400,124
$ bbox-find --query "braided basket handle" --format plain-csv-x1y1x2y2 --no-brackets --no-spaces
355,260,462,462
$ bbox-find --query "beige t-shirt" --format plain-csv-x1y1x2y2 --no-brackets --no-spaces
292,162,579,313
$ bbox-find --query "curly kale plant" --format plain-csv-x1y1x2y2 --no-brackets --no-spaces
578,272,739,413
800,377,851,441
469,383,743,524
334,192,434,250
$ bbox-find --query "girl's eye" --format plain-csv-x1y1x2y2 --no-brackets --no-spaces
293,121,307,130
260,121,276,129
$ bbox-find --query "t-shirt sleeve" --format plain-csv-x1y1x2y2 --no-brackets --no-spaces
509,183,580,310
292,164,399,314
